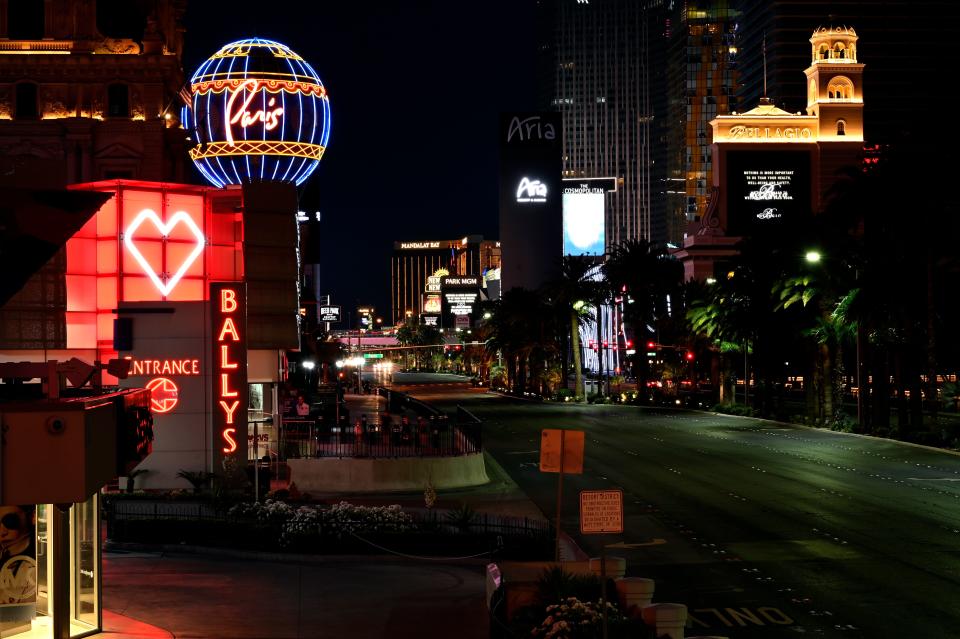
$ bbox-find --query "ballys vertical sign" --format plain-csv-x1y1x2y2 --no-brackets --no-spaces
211,282,247,464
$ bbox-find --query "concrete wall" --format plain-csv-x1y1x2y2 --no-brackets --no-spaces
287,453,489,493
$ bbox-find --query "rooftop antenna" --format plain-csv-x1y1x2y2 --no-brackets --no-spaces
762,31,768,98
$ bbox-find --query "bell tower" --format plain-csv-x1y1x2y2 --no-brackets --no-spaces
804,26,865,141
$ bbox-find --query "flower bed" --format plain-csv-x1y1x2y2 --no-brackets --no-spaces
105,499,551,559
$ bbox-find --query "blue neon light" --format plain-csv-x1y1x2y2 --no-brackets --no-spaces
187,38,331,188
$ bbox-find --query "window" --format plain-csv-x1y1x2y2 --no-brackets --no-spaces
836,120,846,136
107,84,129,118
7,0,44,39
96,0,148,38
15,83,38,119
827,77,854,100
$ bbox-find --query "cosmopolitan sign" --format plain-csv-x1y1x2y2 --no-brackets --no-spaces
211,283,247,461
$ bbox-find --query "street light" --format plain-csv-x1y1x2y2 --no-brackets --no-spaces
805,250,822,264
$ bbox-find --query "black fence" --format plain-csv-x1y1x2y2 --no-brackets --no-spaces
104,500,551,558
273,389,482,460
277,415,481,459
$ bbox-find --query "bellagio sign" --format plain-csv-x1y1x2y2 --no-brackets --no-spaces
211,282,247,463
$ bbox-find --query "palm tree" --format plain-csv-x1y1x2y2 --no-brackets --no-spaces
485,288,557,395
545,256,595,401
604,239,683,391
396,318,442,370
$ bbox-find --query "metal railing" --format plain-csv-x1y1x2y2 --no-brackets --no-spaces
277,416,481,459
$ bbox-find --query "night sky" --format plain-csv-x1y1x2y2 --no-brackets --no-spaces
184,1,539,320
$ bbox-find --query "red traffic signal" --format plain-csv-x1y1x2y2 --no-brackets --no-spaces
646,341,656,349
685,351,695,361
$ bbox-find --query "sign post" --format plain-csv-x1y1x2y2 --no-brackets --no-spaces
540,429,585,561
580,489,624,639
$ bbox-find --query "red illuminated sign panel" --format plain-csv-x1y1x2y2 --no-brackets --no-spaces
211,282,247,462
145,377,180,413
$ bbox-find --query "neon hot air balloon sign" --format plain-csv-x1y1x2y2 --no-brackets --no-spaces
184,38,331,187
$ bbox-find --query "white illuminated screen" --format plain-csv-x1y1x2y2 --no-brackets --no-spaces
562,192,605,256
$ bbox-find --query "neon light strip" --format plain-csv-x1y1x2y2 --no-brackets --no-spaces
192,79,327,98
189,141,325,161
279,55,302,183
224,54,244,186
124,209,206,297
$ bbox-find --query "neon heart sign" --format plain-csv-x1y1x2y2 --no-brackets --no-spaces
124,209,206,297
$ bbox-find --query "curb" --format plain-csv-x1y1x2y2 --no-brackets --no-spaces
706,410,960,458
104,541,493,568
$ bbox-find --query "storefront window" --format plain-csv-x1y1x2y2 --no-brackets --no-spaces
0,505,38,637
249,382,277,462
71,496,98,631
0,496,99,639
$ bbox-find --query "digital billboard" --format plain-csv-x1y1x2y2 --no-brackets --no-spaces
725,150,813,236
562,178,616,256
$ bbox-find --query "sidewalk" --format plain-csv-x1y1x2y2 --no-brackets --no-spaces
95,392,584,638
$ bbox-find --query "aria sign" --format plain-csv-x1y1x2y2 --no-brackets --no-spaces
516,177,548,203
211,283,247,461
185,38,332,188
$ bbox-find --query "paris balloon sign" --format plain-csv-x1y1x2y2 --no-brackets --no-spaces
184,38,332,188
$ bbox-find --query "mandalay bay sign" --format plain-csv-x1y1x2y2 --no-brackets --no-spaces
184,38,332,187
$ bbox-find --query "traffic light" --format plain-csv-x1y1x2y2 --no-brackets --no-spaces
646,341,656,349
685,351,695,362
626,339,633,348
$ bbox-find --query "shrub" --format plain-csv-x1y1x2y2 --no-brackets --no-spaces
444,502,477,532
530,597,626,639
266,488,290,501
535,567,602,606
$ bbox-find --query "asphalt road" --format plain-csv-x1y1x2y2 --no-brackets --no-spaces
411,383,960,639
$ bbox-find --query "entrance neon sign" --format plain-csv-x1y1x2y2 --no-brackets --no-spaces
145,377,179,413
130,359,201,376
124,209,206,297
211,283,247,459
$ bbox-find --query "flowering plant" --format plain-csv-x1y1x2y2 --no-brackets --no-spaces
228,500,415,547
320,501,415,538
228,499,295,524
530,597,624,639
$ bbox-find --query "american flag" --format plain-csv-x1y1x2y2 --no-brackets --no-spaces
179,84,193,109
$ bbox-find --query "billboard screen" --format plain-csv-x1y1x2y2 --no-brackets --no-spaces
725,150,812,236
562,178,615,256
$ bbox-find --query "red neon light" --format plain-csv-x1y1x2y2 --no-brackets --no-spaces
131,359,201,376
145,377,180,413
212,283,246,457
124,209,206,297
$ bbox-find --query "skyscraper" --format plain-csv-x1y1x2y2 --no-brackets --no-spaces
539,0,662,246
662,2,741,241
